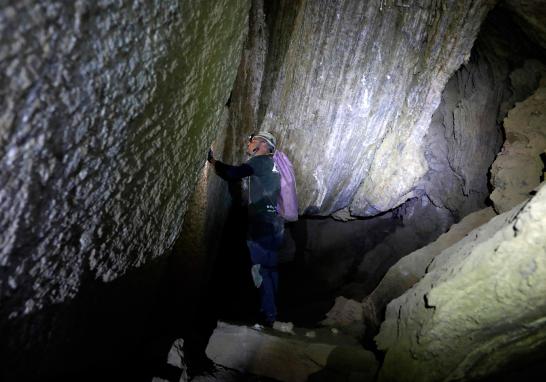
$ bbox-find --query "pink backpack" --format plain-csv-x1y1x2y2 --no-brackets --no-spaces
273,151,298,221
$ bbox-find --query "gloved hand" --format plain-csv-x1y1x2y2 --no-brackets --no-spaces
207,147,214,163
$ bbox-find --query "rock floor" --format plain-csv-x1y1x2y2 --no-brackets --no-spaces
203,321,379,382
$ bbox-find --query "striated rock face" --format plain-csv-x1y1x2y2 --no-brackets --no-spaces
0,0,250,379
376,181,546,382
490,77,546,213
421,18,506,218
319,8,546,337
229,0,496,216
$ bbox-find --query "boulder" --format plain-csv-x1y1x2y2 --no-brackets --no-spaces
361,207,496,332
206,321,378,382
376,182,546,382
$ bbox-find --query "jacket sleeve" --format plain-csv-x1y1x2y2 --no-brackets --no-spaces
214,160,254,181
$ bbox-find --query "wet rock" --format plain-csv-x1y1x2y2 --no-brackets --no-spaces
376,182,546,382
490,79,546,213
206,321,378,382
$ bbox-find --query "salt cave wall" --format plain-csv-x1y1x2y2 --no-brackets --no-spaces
216,0,500,310
0,1,250,380
329,4,546,378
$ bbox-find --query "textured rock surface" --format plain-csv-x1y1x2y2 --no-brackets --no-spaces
491,78,546,212
321,7,545,335
421,19,505,217
230,0,496,216
206,321,378,382
361,207,495,334
421,9,546,219
322,296,363,327
322,208,495,332
152,338,188,382
0,0,250,379
0,0,249,316
376,182,546,382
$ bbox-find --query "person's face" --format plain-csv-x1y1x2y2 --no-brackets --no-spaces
246,137,264,155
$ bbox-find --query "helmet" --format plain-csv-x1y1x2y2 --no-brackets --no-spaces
252,131,276,151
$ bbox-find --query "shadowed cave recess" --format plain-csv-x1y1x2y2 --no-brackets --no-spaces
1,1,546,381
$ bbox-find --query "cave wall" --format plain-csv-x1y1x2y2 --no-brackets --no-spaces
491,76,546,212
228,0,497,217
370,70,546,381
423,9,546,219
0,0,250,380
376,181,546,382
213,0,499,313
295,6,546,309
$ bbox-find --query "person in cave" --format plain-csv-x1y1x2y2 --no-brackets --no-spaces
207,132,284,327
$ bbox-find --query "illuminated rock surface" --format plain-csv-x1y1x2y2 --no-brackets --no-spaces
0,0,249,314
322,208,496,331
376,182,546,382
490,78,546,212
229,0,495,216
361,207,496,334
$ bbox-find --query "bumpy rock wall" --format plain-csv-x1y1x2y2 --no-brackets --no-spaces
240,0,496,216
0,0,249,317
376,181,546,382
491,76,546,212
0,0,250,379
373,67,546,381
421,9,545,219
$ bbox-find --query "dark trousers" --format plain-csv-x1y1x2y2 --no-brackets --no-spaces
247,224,284,323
